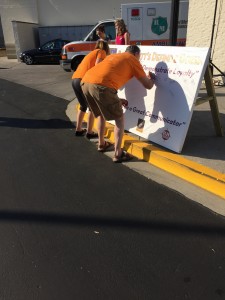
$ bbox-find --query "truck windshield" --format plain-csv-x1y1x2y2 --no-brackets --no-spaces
84,22,116,42
84,23,99,41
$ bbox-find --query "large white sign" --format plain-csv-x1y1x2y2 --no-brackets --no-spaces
109,45,210,153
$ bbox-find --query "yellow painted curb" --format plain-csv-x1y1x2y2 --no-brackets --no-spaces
82,109,225,200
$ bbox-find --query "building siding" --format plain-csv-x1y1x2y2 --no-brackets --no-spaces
0,0,225,76
186,0,225,77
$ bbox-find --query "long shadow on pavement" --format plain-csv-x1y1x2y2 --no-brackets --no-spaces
0,117,74,129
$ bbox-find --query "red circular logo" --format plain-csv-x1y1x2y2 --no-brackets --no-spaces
162,129,170,140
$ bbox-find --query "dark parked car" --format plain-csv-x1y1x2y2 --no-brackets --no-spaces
19,39,71,65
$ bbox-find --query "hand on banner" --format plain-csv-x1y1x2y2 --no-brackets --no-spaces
120,99,128,107
148,71,156,82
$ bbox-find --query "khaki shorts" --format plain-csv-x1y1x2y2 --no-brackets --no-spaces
81,83,123,121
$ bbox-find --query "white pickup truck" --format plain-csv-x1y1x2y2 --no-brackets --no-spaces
60,19,115,72
60,1,188,72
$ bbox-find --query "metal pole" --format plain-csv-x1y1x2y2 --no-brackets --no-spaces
169,0,180,46
209,0,218,54
209,0,225,82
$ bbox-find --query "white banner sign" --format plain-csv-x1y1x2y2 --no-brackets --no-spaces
109,45,210,153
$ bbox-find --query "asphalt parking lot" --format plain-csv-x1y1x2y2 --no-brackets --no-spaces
1,57,225,215
1,62,225,300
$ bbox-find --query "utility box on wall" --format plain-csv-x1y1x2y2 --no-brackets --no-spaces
12,21,39,60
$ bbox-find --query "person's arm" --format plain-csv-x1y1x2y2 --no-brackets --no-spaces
95,58,103,65
124,32,130,45
95,49,106,65
138,72,155,89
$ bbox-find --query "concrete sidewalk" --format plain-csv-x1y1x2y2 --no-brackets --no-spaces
66,96,225,201
1,57,225,202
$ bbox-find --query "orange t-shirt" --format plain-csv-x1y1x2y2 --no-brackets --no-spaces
81,52,146,90
72,49,107,79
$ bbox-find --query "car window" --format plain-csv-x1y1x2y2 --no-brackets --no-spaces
54,41,61,49
86,31,98,42
92,31,99,41
86,22,115,42
42,41,54,50
41,40,70,50
104,23,116,40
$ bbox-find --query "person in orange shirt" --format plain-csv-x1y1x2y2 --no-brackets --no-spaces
81,45,155,162
72,39,110,138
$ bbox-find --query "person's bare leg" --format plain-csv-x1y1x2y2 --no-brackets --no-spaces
87,111,95,134
76,109,85,132
97,115,106,146
114,115,124,158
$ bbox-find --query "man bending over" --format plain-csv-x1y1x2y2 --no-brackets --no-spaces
81,45,155,163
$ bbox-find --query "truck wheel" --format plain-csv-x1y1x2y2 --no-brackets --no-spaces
71,57,84,71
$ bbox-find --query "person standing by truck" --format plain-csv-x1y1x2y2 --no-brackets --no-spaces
96,25,111,42
72,39,110,138
81,45,155,163
114,18,130,45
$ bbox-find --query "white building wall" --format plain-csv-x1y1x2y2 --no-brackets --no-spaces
13,21,39,58
186,0,225,76
0,0,171,58
0,0,38,44
1,0,225,75
36,0,168,26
